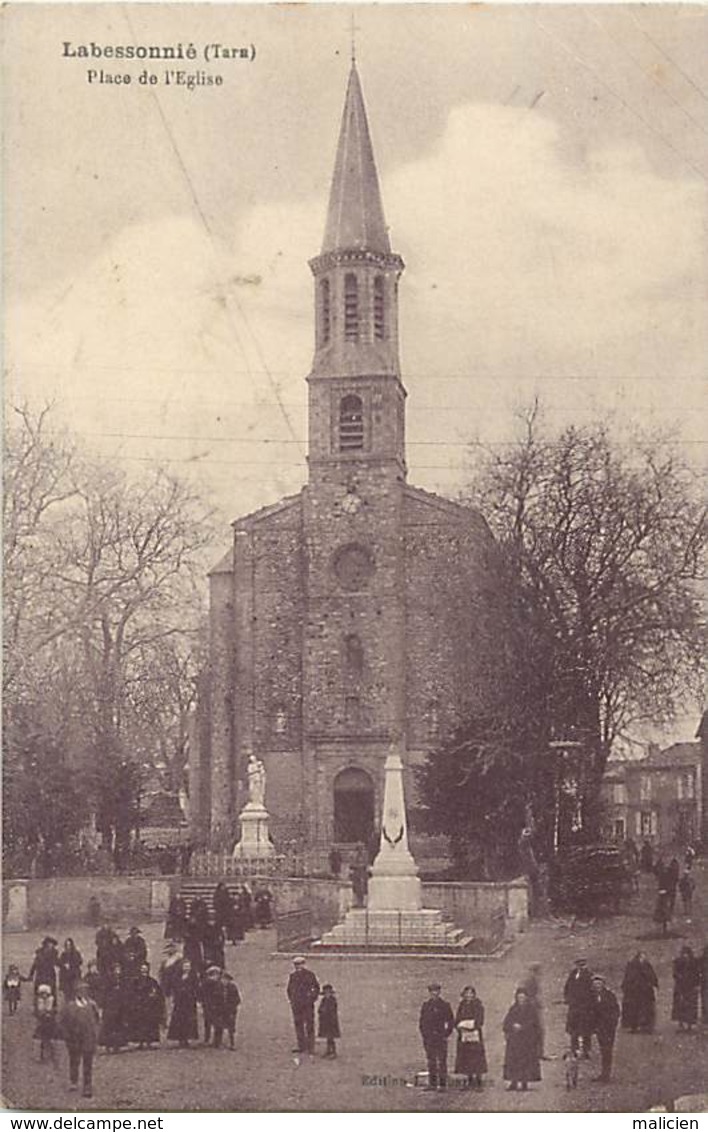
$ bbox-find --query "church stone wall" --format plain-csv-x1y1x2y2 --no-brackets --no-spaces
403,491,500,758
232,500,305,843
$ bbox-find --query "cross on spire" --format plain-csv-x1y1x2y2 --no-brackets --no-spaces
350,12,359,64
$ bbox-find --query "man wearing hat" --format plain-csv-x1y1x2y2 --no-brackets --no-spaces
286,957,320,1054
419,983,455,1091
563,958,594,1057
59,980,100,1099
589,976,620,1083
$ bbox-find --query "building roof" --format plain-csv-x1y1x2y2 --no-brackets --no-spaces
321,63,391,255
640,742,700,769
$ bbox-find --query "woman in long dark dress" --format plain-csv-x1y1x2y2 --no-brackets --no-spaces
126,962,166,1048
502,988,542,1092
671,946,701,1031
621,951,658,1032
213,883,233,939
100,963,128,1053
454,986,487,1089
230,893,245,943
164,895,187,942
167,959,199,1047
58,939,83,1001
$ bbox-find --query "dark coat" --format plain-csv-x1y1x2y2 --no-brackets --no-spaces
589,986,620,1041
167,973,199,1042
96,930,123,976
182,923,205,973
202,923,226,969
29,946,59,994
59,998,100,1054
99,974,128,1049
125,975,165,1044
58,948,83,996
318,994,340,1039
254,890,274,927
621,958,658,1030
672,954,701,1024
503,1001,542,1082
419,997,455,1044
222,979,241,1026
123,933,148,976
165,897,187,941
564,968,594,1035
230,898,245,942
213,886,233,932
454,997,487,1077
201,976,227,1029
287,968,320,1012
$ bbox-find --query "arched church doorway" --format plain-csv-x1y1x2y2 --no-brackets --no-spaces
333,767,375,844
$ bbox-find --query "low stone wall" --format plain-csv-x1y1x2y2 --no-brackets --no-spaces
422,878,529,940
4,873,528,939
3,876,177,932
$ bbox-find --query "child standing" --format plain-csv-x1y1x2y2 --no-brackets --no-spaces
34,985,59,1064
221,972,241,1050
318,984,340,1059
4,965,23,1015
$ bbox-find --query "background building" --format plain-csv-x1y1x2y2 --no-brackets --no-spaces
602,738,703,848
190,63,502,855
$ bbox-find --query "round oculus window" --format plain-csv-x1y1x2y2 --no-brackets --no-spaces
332,543,375,590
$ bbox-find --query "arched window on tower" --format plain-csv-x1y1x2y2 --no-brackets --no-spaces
344,633,364,681
344,273,359,341
339,394,364,451
320,278,331,346
373,276,385,340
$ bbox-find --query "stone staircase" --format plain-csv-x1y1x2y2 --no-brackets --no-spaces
178,878,246,918
313,907,478,953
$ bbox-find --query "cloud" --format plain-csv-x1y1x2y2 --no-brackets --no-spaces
6,100,706,517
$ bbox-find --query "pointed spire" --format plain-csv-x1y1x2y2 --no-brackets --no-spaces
321,64,391,256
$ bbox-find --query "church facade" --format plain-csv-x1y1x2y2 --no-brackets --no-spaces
190,63,502,854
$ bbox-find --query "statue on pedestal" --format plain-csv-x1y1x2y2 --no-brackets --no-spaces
233,754,274,859
247,755,267,807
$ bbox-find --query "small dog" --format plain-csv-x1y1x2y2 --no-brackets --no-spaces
563,1049,579,1090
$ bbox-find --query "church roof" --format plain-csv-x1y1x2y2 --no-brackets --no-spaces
321,63,391,256
403,484,493,538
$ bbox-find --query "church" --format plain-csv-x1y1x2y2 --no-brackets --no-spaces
190,62,502,857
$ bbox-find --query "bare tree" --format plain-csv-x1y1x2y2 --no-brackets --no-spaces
3,405,217,870
464,404,706,831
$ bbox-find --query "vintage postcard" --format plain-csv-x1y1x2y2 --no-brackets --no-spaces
3,2,707,1116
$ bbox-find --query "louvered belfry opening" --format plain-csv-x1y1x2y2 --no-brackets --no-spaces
373,275,385,340
339,393,364,450
320,277,331,344
344,273,359,341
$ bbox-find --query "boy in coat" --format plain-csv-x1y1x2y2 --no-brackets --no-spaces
419,983,455,1091
589,976,620,1083
317,984,340,1058
221,972,241,1049
59,981,100,1099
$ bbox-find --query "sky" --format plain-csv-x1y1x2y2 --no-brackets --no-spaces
3,3,707,740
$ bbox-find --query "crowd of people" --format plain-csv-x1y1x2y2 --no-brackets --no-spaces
2,892,255,1100
4,863,708,1105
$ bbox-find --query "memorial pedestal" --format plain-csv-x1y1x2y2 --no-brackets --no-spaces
232,802,275,859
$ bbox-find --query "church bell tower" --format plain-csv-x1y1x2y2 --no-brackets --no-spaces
302,61,409,847
307,61,407,478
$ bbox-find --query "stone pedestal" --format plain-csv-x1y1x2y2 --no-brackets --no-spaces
5,881,29,932
315,749,472,952
232,802,275,859
367,748,422,910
